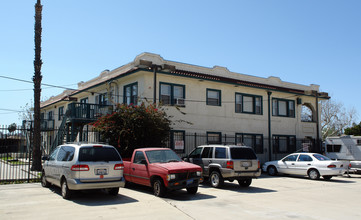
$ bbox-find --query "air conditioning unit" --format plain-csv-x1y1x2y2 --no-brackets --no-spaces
174,98,185,106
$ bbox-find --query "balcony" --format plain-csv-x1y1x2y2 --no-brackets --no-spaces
66,103,113,123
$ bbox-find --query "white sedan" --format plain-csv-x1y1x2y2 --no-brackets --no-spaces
262,153,348,180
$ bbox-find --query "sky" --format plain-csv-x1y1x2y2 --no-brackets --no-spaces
1,0,361,127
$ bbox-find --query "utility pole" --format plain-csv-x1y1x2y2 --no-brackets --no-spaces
31,0,43,171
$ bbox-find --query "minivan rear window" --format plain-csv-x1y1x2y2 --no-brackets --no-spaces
230,148,257,159
79,147,121,162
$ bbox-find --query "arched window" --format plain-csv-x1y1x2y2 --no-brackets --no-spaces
301,104,314,122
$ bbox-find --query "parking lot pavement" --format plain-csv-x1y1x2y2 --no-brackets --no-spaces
1,174,361,220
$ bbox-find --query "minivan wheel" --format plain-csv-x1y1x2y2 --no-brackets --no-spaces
61,179,72,199
238,178,252,187
108,188,119,196
210,171,224,188
41,171,50,188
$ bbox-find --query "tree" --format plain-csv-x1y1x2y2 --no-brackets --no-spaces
8,123,17,134
321,99,357,139
31,0,43,171
344,122,361,136
91,103,171,158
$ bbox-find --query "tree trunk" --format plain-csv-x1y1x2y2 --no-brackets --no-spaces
31,0,43,171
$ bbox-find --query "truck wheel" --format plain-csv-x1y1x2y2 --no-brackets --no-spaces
153,179,166,197
238,178,252,187
186,186,198,194
108,188,119,196
210,171,224,188
61,179,72,200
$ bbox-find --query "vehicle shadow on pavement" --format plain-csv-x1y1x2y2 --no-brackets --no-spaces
125,183,216,201
49,186,138,206
200,181,277,194
260,174,357,183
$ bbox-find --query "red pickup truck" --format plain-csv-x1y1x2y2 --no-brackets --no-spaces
123,148,203,197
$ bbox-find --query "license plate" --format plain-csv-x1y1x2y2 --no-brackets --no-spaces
96,169,108,175
186,179,193,185
242,162,251,167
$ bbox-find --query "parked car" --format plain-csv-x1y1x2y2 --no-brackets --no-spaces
123,148,203,197
183,145,261,188
262,153,348,180
41,143,125,199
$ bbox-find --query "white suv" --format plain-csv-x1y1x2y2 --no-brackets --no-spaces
41,143,125,199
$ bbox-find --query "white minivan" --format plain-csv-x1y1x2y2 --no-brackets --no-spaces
41,143,125,199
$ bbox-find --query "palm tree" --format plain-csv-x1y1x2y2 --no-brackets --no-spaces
31,0,43,171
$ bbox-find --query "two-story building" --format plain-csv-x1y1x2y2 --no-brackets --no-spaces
40,52,329,162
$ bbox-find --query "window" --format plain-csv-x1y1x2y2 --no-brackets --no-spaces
57,146,75,161
160,83,185,106
326,144,341,152
273,135,296,153
235,93,262,115
207,132,222,144
357,140,361,145
124,82,138,105
283,154,298,161
96,93,108,106
49,147,59,161
272,98,295,117
58,106,64,120
189,148,202,158
79,147,121,162
133,151,146,164
236,133,263,154
170,130,185,153
207,89,221,106
215,147,227,159
48,111,53,120
298,154,313,162
201,147,213,158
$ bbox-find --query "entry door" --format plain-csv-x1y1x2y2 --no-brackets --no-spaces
293,154,313,175
278,154,299,174
130,151,150,186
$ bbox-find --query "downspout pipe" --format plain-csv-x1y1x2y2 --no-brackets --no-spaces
153,65,160,104
268,91,272,161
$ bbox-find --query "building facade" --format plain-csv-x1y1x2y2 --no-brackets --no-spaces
40,53,329,162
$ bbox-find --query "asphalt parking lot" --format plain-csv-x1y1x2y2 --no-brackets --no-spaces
1,174,361,220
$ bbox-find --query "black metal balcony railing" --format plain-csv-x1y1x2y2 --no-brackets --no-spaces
67,103,112,121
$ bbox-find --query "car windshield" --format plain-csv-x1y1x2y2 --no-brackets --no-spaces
78,147,121,162
313,154,331,161
145,150,182,163
230,147,257,159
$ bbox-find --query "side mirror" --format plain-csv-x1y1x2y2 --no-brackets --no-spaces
182,157,189,162
42,155,49,161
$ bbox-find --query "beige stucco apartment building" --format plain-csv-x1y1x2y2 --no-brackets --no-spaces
40,53,329,162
